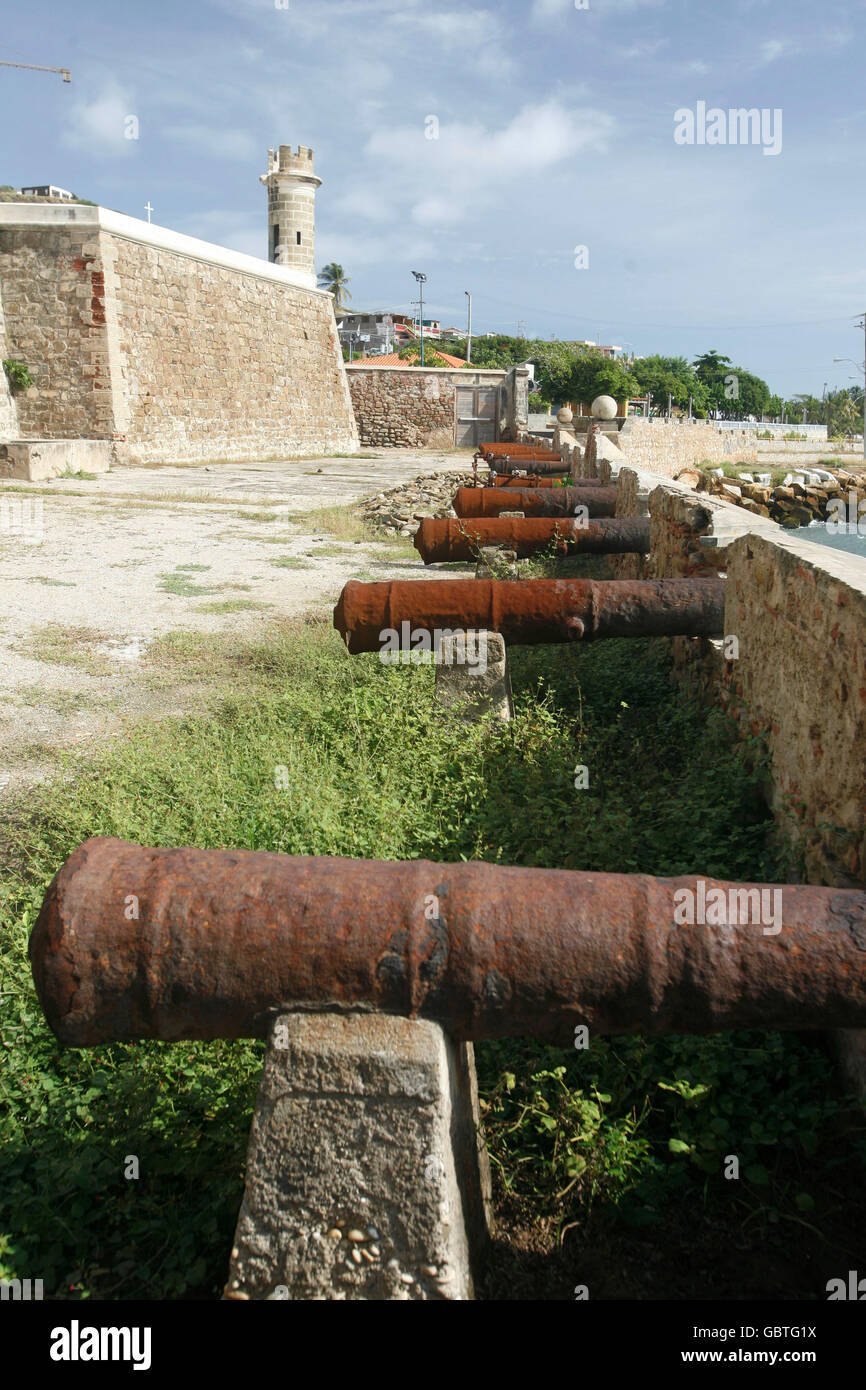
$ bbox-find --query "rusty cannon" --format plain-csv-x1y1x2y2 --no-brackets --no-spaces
453,485,618,518
490,474,564,489
30,837,866,1047
476,442,560,463
473,442,565,484
414,516,650,564
490,457,571,477
333,576,725,652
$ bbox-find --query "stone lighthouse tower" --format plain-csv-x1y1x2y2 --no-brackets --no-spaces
260,144,321,285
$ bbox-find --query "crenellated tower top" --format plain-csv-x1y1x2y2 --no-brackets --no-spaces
260,144,321,276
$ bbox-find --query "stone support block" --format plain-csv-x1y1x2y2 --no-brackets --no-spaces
434,630,513,722
226,1012,492,1300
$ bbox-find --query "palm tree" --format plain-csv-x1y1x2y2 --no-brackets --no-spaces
317,263,351,311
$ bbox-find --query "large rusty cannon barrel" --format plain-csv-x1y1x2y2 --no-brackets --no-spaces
493,457,570,476
478,443,560,462
414,516,650,564
454,485,617,518
491,474,562,489
31,837,866,1046
333,576,726,653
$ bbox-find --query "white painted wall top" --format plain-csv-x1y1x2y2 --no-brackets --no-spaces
0,203,322,293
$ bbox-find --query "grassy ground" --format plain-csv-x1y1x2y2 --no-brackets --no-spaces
1,613,864,1300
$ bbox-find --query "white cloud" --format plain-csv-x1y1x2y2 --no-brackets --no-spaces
390,8,515,78
162,123,257,162
623,37,669,58
756,27,849,66
316,227,436,273
351,100,615,227
62,78,138,153
174,210,263,258
532,0,665,18
757,38,796,64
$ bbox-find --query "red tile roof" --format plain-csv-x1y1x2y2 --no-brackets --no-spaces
350,350,468,368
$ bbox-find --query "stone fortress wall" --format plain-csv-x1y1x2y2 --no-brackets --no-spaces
345,365,509,448
345,363,530,448
619,416,759,475
0,204,358,465
529,413,866,1090
543,419,866,897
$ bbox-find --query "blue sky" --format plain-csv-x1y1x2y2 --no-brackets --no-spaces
1,0,864,397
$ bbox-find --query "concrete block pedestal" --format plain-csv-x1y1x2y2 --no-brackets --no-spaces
225,1012,492,1300
0,438,113,480
434,630,513,722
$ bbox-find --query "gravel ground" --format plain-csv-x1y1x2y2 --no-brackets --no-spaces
0,447,474,795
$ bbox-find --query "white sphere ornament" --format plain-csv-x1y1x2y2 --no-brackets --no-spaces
591,395,618,420
556,407,573,425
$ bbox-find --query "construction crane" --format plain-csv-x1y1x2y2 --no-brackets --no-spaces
0,61,70,82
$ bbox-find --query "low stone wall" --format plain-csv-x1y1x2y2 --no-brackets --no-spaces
751,438,861,457
619,418,759,476
612,466,866,895
606,464,866,1086
723,532,866,885
0,204,359,464
345,366,507,448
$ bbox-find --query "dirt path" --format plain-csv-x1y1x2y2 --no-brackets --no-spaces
0,448,472,794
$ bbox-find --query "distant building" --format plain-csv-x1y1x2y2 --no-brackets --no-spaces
575,340,625,359
336,311,414,355
19,185,74,200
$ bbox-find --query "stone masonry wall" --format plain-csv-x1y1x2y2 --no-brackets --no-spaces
614,466,866,892
723,532,866,888
0,289,18,438
619,418,759,476
347,367,457,448
522,420,866,1083
105,232,356,463
0,212,358,463
0,225,116,440
346,366,507,449
636,476,866,1089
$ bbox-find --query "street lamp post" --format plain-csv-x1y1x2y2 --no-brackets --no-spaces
465,290,472,364
412,271,427,366
834,331,866,459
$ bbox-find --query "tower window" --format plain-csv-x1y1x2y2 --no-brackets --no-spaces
271,223,280,262
296,231,302,245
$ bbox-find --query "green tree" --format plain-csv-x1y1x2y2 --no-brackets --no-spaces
631,355,707,414
434,337,468,360
693,351,772,418
726,369,771,419
531,342,585,402
827,386,864,438
786,394,825,425
317,263,351,310
530,345,637,408
693,350,734,414
467,335,530,370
